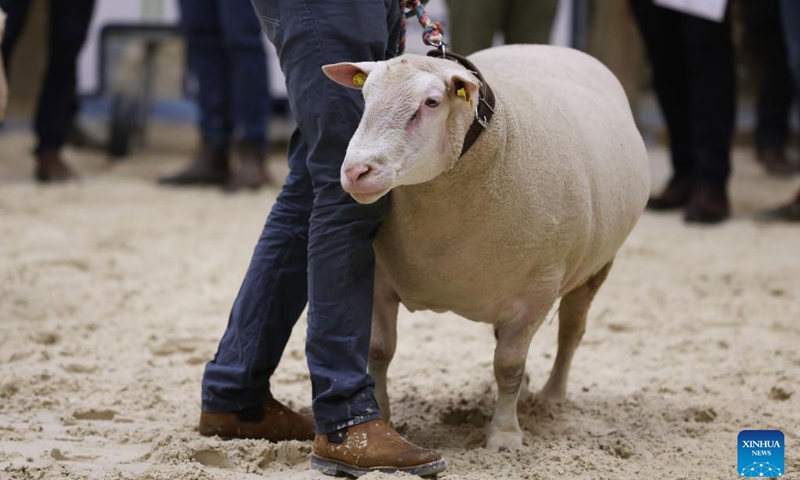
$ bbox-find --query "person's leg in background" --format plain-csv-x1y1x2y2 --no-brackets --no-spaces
1,0,95,182
757,0,800,222
505,0,558,46
33,0,95,182
629,0,695,211
681,11,736,223
217,0,271,191
160,0,232,186
445,0,507,55
739,0,795,176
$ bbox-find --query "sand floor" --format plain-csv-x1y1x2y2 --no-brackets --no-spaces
0,126,799,480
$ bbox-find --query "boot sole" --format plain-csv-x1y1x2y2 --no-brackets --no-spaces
310,455,447,477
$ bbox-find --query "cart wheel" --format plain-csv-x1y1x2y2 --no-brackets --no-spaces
109,94,140,159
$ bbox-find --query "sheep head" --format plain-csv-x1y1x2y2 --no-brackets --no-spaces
323,55,480,204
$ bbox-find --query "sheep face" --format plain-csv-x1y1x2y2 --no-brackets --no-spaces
323,57,479,204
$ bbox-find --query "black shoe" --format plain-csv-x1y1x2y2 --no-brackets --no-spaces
159,141,229,186
647,177,692,211
684,186,730,224
36,150,78,183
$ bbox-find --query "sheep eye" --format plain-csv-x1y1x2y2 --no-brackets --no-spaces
425,98,440,108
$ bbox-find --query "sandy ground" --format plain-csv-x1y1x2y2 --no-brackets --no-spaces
1,126,799,480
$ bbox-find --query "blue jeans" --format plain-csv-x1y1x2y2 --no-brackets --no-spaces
179,0,271,149
201,0,402,434
780,0,800,96
0,0,95,153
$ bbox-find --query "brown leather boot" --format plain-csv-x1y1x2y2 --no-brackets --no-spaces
684,186,730,224
36,150,77,183
311,420,446,477
199,398,314,441
647,176,692,211
159,141,229,186
224,141,271,192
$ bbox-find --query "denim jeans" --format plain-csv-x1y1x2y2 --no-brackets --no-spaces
780,0,800,96
0,0,95,153
179,0,271,149
201,0,402,434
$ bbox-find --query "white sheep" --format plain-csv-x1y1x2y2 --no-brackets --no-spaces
0,8,7,121
323,44,650,452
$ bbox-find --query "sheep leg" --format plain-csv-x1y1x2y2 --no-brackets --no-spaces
367,266,400,423
487,301,552,452
494,328,532,403
540,261,613,399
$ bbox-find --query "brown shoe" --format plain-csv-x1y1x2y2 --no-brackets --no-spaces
223,141,271,192
199,398,314,441
36,150,77,183
159,140,229,186
684,186,730,224
647,176,692,211
311,420,446,477
758,148,796,177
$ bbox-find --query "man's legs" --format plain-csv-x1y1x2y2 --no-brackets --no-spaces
757,0,800,221
739,0,795,175
202,128,313,411
629,0,694,209
680,11,735,223
35,0,95,155
198,128,317,440
160,0,232,186
218,0,272,190
269,0,395,434
249,0,444,474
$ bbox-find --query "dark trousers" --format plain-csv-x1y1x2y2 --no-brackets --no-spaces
781,0,800,96
179,0,270,149
201,0,401,434
444,0,558,55
630,0,736,189
0,0,95,154
740,0,795,153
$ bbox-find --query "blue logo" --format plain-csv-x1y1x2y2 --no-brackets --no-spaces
738,430,784,477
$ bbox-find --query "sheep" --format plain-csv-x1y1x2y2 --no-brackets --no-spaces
323,44,650,452
0,8,7,121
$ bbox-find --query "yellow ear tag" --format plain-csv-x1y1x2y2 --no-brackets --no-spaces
353,73,367,87
457,87,473,108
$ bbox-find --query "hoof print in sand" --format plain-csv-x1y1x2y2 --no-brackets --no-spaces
73,408,117,421
192,449,231,468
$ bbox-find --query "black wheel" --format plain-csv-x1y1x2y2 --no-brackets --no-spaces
108,94,140,159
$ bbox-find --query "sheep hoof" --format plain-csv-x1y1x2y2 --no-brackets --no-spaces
485,428,524,452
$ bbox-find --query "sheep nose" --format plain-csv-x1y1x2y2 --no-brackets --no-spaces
344,164,373,187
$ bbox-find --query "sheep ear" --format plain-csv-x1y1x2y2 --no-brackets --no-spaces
322,62,378,90
449,74,480,109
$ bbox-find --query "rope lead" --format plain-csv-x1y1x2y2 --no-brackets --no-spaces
398,0,445,55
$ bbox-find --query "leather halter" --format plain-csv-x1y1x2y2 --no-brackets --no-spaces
427,49,496,157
